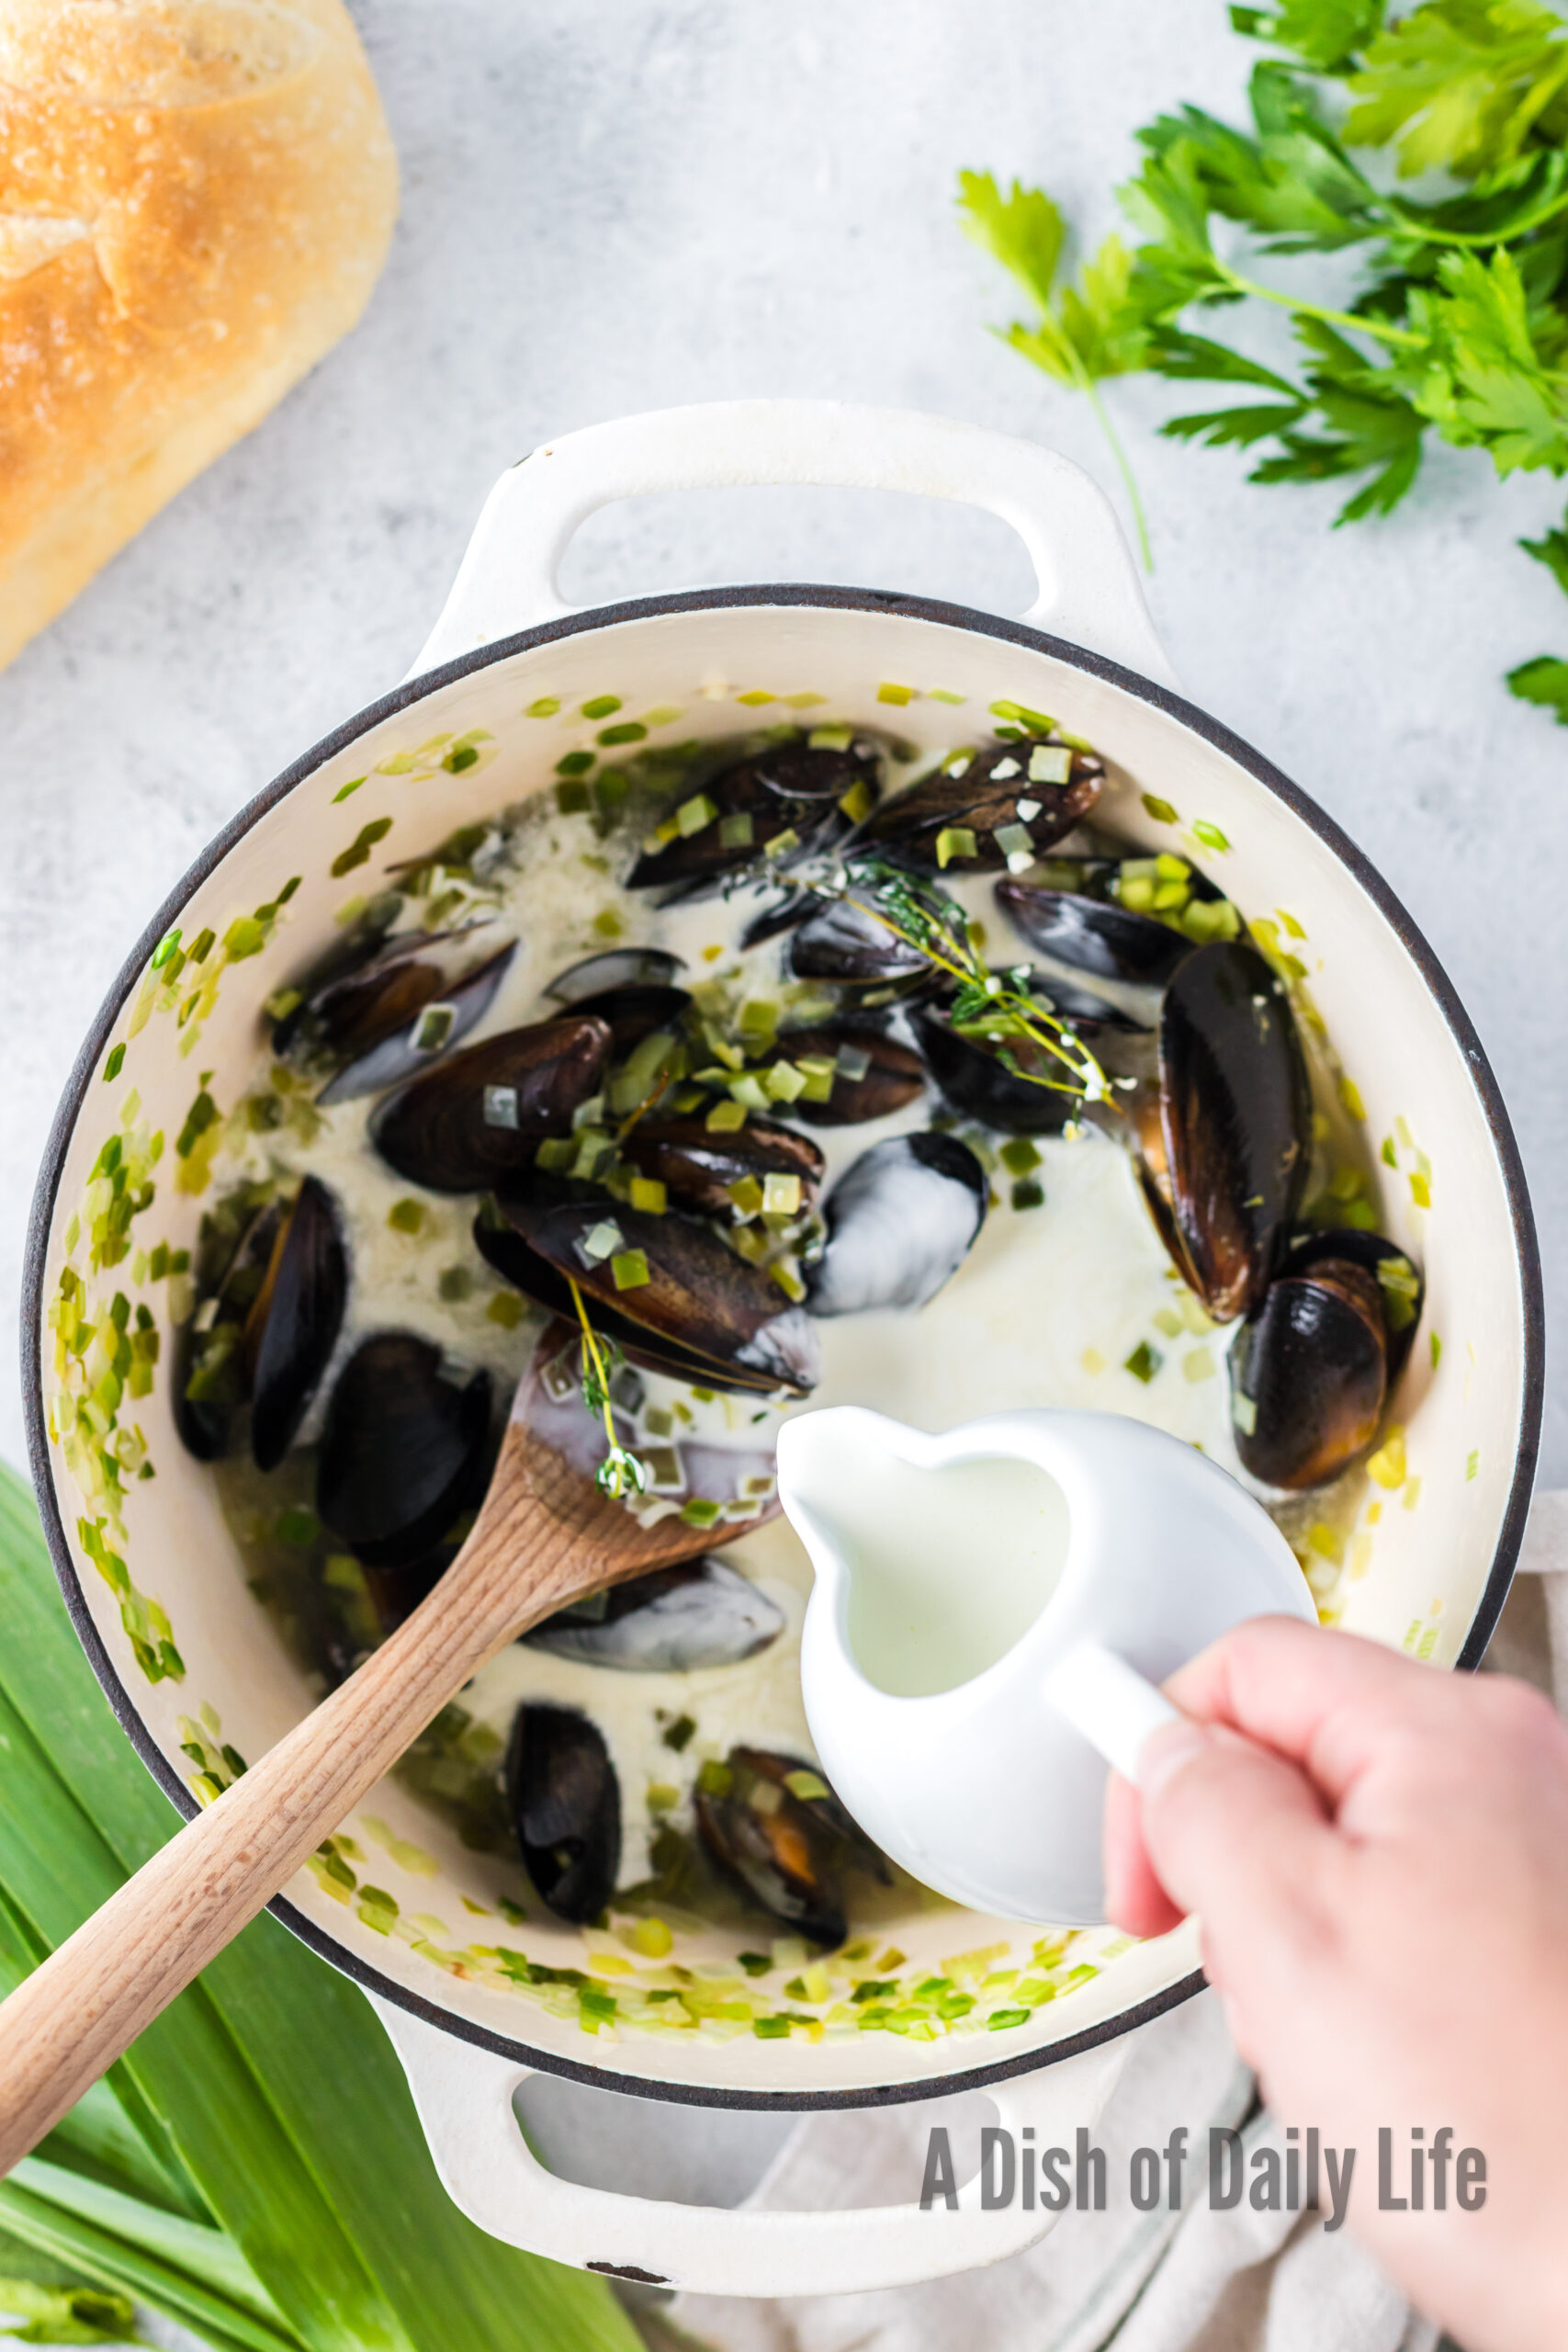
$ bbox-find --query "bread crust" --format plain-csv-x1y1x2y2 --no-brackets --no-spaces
0,0,399,668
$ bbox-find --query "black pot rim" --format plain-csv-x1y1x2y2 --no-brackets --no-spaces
21,581,1545,2112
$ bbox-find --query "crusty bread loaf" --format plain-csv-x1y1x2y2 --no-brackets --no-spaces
0,0,398,669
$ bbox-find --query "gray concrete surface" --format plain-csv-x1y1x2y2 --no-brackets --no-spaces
3,0,1562,1502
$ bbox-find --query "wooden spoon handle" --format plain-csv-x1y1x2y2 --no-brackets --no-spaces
0,1444,577,2174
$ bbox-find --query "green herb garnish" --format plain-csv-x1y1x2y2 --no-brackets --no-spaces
803,856,1111,1112
566,1279,648,1502
962,0,1568,718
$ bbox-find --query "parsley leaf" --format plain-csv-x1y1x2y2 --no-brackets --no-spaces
1506,650,1568,713
957,170,1157,560
1410,246,1568,470
1232,0,1388,73
1346,0,1568,178
1520,503,1568,586
956,172,1154,380
963,0,1568,720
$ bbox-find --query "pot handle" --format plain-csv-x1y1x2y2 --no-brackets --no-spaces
371,1995,1128,2299
412,400,1173,685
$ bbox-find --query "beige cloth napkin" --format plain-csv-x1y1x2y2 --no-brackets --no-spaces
664,1487,1568,2352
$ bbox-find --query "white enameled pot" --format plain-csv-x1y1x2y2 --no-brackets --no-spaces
25,402,1542,2297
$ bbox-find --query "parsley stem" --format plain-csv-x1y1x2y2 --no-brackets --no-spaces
1212,259,1423,351
1386,191,1568,249
1082,375,1155,572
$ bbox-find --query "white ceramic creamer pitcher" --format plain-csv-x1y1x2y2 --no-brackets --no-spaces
781,1406,1317,1926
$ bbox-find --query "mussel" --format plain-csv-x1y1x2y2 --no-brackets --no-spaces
617,1117,825,1217
544,951,693,1053
626,739,881,899
784,893,933,989
521,1317,783,1525
856,741,1100,875
694,1747,882,1949
246,1178,349,1471
175,1176,346,1470
806,1132,987,1317
553,985,692,1054
739,888,817,953
175,1195,281,1463
1136,941,1311,1323
1228,1228,1423,1491
369,1017,612,1193
316,1331,492,1569
996,873,1199,1025
315,942,517,1106
273,923,516,1100
765,1023,928,1126
1277,1227,1425,1382
506,1704,621,1924
912,987,1108,1136
1230,1261,1386,1490
479,1188,822,1396
546,949,687,1003
270,914,409,1056
523,1558,785,1670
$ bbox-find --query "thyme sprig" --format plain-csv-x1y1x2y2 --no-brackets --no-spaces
565,1274,649,1500
808,854,1114,1110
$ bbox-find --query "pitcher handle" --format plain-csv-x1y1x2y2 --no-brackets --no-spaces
371,1995,1128,2299
411,399,1172,684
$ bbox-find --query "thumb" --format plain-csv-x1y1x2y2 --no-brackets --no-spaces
1135,1716,1341,1976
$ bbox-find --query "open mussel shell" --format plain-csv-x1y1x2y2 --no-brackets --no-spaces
175,1198,283,1462
1279,1227,1424,1381
523,1557,785,1671
557,984,693,1053
995,876,1194,1022
175,1179,347,1469
270,914,415,1057
547,948,686,1003
245,1176,348,1473
316,941,517,1107
1148,941,1312,1323
856,741,1101,875
767,1022,928,1126
519,1318,783,1530
912,991,1099,1136
544,947,693,1051
807,1132,987,1317
1230,1257,1389,1491
618,1116,825,1216
316,1331,492,1570
506,1704,621,1925
784,894,933,989
369,1016,612,1193
694,1748,886,1949
482,1189,822,1397
739,888,816,953
626,739,881,899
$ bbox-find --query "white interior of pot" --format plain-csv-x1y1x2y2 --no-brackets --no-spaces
36,600,1529,2098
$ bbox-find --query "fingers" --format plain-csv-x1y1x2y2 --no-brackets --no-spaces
1103,1767,1185,1938
1165,1616,1467,1809
1126,1715,1341,1975
1103,1620,1465,1954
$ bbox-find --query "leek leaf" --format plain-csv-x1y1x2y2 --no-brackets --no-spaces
0,2183,294,2352
0,1464,639,2352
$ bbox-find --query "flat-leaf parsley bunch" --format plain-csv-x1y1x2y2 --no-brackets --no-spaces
960,0,1568,721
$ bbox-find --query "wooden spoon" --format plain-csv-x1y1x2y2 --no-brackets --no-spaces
0,1321,779,2172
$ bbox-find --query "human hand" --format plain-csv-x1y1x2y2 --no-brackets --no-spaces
1104,1617,1568,2352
